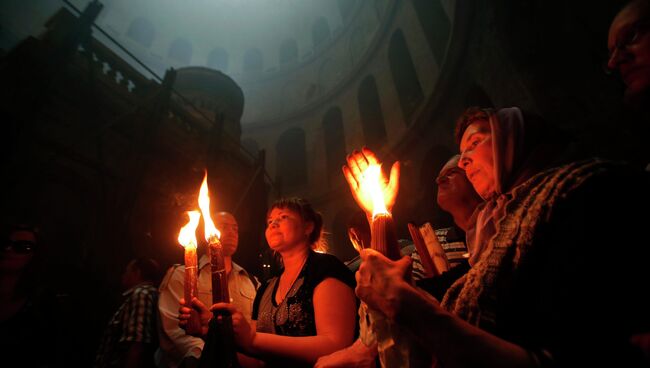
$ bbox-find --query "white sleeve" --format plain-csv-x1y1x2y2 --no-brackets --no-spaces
158,267,204,362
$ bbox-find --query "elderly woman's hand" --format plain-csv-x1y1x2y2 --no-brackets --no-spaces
211,303,257,354
355,249,412,320
342,148,400,217
178,297,212,337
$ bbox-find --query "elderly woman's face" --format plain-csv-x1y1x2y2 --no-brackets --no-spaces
608,5,650,98
458,120,495,199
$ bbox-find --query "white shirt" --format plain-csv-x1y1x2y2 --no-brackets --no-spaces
155,254,257,368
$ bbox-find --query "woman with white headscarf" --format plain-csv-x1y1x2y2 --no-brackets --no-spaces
353,107,650,367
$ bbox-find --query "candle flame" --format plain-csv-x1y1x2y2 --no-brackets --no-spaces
178,211,201,249
361,164,389,218
198,172,220,242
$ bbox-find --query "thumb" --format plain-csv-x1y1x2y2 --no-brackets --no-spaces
395,255,412,278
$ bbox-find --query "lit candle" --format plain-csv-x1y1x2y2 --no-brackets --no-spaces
197,172,229,304
195,173,238,368
358,161,430,367
178,210,201,305
361,164,401,260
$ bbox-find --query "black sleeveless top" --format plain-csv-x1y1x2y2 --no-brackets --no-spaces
252,250,355,338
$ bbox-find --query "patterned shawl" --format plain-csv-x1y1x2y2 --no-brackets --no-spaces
441,159,614,328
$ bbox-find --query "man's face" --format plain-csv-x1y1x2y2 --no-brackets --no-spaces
458,120,496,199
0,230,36,273
436,156,476,215
215,213,239,257
608,5,650,99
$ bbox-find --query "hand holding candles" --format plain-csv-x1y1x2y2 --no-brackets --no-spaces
178,211,201,305
344,148,430,367
196,173,239,367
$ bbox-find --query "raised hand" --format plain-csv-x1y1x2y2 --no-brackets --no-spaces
342,147,400,217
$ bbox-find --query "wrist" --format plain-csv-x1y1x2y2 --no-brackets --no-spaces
393,280,421,321
244,330,260,356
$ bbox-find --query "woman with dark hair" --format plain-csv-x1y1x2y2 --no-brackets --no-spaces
350,107,650,367
180,197,357,367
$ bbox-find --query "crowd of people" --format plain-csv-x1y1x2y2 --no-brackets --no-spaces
2,1,649,366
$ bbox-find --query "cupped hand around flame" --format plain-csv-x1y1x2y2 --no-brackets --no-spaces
342,147,400,218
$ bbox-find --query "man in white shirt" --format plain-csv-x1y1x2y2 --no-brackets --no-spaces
156,212,257,368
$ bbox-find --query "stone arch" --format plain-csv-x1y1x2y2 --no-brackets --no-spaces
126,17,155,48
330,206,359,261
337,0,357,23
276,128,307,189
358,75,387,149
243,48,263,73
322,107,346,187
279,38,298,65
207,47,229,71
388,29,424,124
312,16,331,49
412,0,451,64
168,38,192,65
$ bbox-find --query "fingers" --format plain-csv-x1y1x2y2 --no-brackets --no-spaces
178,309,191,324
342,165,358,191
210,302,238,315
191,297,208,312
231,311,248,329
362,147,379,166
179,306,192,314
352,150,370,173
346,151,365,181
388,161,401,194
359,248,382,262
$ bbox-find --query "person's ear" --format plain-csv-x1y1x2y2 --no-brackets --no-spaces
304,221,314,238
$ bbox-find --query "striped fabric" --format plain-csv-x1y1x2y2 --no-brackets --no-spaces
94,282,158,367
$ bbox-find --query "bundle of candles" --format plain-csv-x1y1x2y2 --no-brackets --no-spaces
197,173,230,306
177,211,201,304
177,172,237,367
356,163,432,367
177,173,230,306
361,164,401,260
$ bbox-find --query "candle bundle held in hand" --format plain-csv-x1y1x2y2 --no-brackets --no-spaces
355,157,432,368
371,213,401,261
362,164,401,260
198,173,230,305
197,172,239,368
178,211,201,304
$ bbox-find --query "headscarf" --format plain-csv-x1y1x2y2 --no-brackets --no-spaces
466,107,563,265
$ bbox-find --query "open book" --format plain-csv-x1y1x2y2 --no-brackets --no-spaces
408,222,468,278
